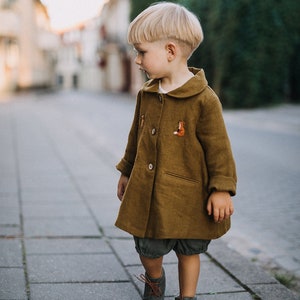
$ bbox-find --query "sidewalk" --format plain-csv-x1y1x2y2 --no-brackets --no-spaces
0,91,298,300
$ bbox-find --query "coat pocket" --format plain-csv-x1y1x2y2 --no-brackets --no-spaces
164,171,200,184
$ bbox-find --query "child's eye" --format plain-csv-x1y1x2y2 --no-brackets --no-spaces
134,49,146,56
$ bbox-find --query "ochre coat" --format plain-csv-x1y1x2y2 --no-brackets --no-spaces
115,68,237,239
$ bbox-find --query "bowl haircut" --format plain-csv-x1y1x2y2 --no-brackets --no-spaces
128,2,204,58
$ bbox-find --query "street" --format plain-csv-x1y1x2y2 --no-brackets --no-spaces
0,90,299,299
223,106,300,278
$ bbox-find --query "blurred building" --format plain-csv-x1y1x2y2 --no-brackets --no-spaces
97,0,144,93
97,0,131,92
56,0,141,93
0,0,144,95
0,0,59,93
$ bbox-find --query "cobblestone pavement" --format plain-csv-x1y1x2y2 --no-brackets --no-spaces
0,90,299,300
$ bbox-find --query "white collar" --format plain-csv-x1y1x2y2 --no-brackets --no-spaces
158,80,168,94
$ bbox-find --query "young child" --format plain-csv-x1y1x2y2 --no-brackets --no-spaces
116,2,237,300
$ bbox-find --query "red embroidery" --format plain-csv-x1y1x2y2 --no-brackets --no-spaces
174,121,185,137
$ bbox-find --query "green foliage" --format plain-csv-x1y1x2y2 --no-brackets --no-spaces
130,0,177,20
274,272,296,289
182,0,300,107
130,0,154,20
130,0,300,107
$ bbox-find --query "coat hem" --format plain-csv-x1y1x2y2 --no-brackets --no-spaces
114,223,231,240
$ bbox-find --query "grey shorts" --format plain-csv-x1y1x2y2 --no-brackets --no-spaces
134,236,211,258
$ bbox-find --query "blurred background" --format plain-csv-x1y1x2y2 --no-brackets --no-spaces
0,0,299,108
1,1,300,297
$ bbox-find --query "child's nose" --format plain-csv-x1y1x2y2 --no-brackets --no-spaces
135,56,141,65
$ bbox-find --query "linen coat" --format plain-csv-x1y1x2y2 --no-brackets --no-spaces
115,68,237,240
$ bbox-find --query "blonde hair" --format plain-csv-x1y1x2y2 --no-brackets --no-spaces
128,2,203,57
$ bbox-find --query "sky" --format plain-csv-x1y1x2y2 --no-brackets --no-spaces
41,0,105,31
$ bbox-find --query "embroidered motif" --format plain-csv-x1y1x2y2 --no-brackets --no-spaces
173,121,185,137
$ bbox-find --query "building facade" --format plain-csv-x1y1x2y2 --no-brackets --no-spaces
0,0,59,93
0,0,143,95
56,0,135,93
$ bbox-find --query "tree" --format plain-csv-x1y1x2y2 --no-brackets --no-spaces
180,0,300,107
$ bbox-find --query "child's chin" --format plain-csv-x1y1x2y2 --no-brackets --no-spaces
146,73,156,79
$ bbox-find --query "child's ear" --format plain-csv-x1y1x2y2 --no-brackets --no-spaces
166,42,176,61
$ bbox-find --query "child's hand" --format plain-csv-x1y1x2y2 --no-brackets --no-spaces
207,191,234,223
117,174,129,201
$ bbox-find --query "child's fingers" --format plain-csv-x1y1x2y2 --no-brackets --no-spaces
207,194,234,222
212,208,220,223
226,205,234,217
218,209,225,222
215,207,232,223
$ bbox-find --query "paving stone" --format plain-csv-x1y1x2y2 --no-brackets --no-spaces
0,205,20,225
25,238,111,254
0,194,19,207
23,217,101,237
87,199,119,227
27,253,128,283
0,225,22,237
78,180,116,197
208,239,277,285
0,177,18,194
22,202,91,218
30,282,141,300
274,255,300,273
109,238,141,266
128,260,244,298
197,260,245,295
18,166,65,179
249,283,298,300
21,190,82,203
194,292,254,299
20,174,74,190
0,268,27,299
103,226,132,239
0,239,23,267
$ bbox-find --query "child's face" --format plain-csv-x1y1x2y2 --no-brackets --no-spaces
133,41,169,79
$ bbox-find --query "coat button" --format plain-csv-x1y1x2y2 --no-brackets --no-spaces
151,128,156,135
148,163,154,170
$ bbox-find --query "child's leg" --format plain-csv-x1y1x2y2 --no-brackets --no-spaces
176,253,200,298
140,255,164,278
134,237,172,299
139,255,165,299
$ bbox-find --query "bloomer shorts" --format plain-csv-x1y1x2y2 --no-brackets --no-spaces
134,237,211,258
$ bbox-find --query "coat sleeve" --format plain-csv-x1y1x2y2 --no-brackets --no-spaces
196,88,237,196
116,92,141,177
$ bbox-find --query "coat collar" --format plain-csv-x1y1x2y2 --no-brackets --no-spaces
141,68,208,98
